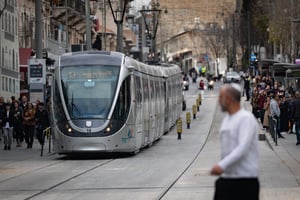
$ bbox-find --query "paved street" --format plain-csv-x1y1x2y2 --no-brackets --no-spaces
0,81,300,200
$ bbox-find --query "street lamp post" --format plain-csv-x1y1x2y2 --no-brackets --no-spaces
108,0,130,52
140,0,161,64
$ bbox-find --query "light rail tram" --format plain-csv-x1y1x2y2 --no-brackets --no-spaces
50,51,183,154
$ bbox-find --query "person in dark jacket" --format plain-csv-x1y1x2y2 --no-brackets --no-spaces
35,102,50,145
1,103,14,150
244,76,250,101
279,95,289,134
12,101,24,147
292,91,300,145
23,103,36,148
0,96,5,141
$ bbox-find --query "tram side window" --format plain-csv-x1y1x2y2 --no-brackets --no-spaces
54,80,66,121
135,76,142,104
111,77,131,122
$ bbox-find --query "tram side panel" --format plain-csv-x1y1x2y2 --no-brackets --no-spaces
132,73,144,150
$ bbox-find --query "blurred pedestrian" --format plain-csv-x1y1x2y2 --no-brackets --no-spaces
270,93,285,138
12,101,24,147
279,95,289,134
20,95,28,110
23,103,36,148
35,102,50,146
292,91,300,145
0,96,5,141
263,96,271,131
211,83,260,200
1,103,14,150
244,76,250,101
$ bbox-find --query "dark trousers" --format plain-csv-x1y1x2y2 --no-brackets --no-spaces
275,116,282,137
214,177,259,200
295,118,300,142
36,126,45,145
24,125,35,147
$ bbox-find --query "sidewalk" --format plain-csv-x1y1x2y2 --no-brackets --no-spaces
243,99,300,200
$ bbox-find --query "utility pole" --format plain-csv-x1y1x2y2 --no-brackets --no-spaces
291,0,295,63
102,0,107,50
35,0,43,58
65,0,69,52
85,0,92,50
247,10,251,67
232,13,236,70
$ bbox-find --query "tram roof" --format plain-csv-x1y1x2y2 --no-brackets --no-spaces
273,63,300,70
259,59,280,64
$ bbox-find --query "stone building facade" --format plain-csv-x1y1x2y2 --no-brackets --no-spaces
157,0,239,75
0,0,20,101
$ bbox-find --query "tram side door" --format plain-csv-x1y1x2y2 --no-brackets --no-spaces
143,77,150,145
149,78,156,143
134,75,143,149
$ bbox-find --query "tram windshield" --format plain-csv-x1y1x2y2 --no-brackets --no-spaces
61,65,120,119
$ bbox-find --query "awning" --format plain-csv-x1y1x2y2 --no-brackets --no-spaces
19,48,33,68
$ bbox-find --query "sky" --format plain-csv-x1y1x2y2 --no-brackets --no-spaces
132,0,150,9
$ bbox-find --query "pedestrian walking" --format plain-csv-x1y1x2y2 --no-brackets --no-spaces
263,96,271,131
0,96,5,141
292,91,300,145
1,103,14,150
23,103,36,148
270,93,285,138
12,101,24,147
210,83,260,200
279,95,289,134
35,102,50,146
244,76,250,101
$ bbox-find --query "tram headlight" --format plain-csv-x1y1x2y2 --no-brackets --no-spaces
65,124,73,133
105,126,111,132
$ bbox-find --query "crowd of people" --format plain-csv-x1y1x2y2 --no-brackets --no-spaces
245,74,300,145
0,95,50,151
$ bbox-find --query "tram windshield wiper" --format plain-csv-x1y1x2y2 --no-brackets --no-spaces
70,92,81,117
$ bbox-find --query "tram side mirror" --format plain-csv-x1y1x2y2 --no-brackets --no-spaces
127,65,135,72
84,80,95,87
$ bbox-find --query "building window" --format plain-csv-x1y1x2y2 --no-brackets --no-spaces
15,18,17,36
1,48,4,67
5,13,7,31
9,14,11,33
13,79,15,93
5,77,8,92
2,77,4,91
9,78,12,92
9,49,11,69
12,49,15,70
12,16,14,34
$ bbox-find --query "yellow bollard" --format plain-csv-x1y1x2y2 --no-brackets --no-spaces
186,112,191,129
177,118,183,139
192,104,197,119
196,99,200,111
198,93,202,103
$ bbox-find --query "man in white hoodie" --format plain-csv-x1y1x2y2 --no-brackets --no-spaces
211,83,260,200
